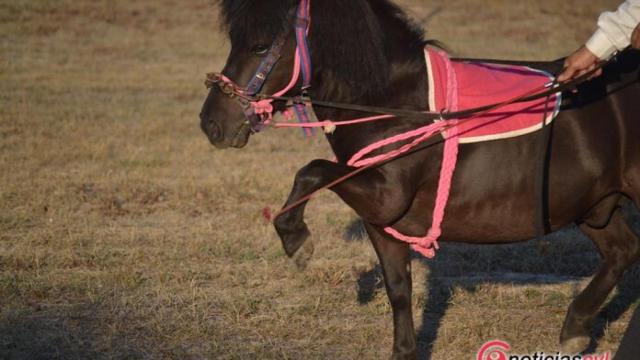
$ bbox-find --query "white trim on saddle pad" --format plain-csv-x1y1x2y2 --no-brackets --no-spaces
425,47,562,144
426,49,438,120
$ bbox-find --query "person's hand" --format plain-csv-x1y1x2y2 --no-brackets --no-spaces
632,23,640,49
557,46,602,83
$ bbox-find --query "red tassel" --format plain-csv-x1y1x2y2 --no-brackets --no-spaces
262,207,273,222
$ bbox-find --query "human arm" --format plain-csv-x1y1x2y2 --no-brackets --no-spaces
633,23,640,48
558,0,640,82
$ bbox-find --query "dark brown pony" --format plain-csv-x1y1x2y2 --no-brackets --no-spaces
200,0,640,358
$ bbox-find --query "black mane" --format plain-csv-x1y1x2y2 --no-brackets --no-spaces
218,0,426,102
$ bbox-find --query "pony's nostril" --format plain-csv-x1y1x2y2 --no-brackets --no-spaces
209,120,221,140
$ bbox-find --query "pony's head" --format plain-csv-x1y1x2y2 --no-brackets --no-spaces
200,0,298,148
200,0,424,148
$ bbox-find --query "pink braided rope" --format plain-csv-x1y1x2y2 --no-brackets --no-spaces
369,47,461,258
273,114,395,129
269,112,460,258
266,93,460,258
347,121,451,167
382,135,459,258
345,120,460,258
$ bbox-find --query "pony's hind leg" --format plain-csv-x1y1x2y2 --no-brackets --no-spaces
560,200,640,353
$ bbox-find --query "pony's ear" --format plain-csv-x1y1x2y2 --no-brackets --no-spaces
309,0,389,101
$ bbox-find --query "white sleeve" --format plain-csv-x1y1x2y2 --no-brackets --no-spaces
585,0,640,59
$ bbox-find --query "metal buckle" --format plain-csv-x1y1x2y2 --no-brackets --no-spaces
221,83,235,97
204,72,219,89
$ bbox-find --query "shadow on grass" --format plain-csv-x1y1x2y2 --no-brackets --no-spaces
0,304,144,360
351,199,640,360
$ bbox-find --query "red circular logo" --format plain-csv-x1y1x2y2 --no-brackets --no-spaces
477,340,511,360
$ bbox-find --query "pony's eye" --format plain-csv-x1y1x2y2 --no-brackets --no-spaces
251,44,269,56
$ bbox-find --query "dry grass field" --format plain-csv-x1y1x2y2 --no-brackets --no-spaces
1,0,639,359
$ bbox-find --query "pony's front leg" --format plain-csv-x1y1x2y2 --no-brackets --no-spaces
274,159,352,269
364,222,416,360
274,159,410,270
275,160,416,357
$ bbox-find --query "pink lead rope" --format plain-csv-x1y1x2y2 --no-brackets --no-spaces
341,51,461,258
348,121,460,258
269,117,460,259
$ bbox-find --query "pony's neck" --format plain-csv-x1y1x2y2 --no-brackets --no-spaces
309,0,428,120
312,37,429,162
301,0,430,162
309,0,425,117
311,39,428,122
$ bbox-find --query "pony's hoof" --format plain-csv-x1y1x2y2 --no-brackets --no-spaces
390,350,417,360
292,240,314,271
560,336,590,354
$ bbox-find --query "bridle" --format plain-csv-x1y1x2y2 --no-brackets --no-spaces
205,0,314,134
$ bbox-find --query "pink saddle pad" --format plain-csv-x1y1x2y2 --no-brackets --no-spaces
425,47,562,143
